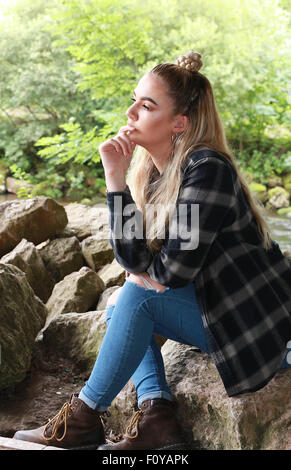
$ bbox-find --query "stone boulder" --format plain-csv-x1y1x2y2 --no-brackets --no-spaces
249,183,268,203
0,197,68,257
58,204,110,241
266,175,283,188
267,186,290,209
5,176,34,195
97,258,126,288
81,236,114,271
43,310,107,373
39,236,85,283
44,267,105,330
0,263,47,391
277,207,291,217
103,380,138,441
0,239,55,303
96,286,121,310
282,172,291,195
161,341,291,450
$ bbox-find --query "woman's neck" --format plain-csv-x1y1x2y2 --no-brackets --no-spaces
146,142,172,174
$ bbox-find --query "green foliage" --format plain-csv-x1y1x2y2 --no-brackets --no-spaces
9,164,30,182
282,153,291,172
51,0,152,99
0,0,100,173
9,164,33,199
237,149,286,184
47,0,291,169
1,0,291,200
36,120,101,166
34,119,106,199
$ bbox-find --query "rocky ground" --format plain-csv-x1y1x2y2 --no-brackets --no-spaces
0,342,123,445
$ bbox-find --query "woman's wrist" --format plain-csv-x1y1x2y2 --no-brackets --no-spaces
105,172,127,192
126,272,167,292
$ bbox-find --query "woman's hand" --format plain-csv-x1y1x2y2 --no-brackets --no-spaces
126,271,167,293
99,125,136,190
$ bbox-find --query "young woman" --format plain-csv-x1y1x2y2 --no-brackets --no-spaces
14,52,291,450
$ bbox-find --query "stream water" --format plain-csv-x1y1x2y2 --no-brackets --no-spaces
0,193,290,252
265,213,291,252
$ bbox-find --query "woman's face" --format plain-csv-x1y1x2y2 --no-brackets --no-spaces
126,73,180,151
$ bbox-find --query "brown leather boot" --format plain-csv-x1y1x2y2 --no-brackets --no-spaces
97,398,187,450
13,393,106,449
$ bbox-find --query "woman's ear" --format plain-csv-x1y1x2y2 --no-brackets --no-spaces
172,114,189,134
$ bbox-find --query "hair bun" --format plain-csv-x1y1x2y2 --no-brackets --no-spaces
176,51,202,73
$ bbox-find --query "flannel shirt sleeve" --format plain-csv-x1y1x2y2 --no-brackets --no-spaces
106,158,236,288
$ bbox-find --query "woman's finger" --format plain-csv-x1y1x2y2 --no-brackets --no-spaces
108,138,123,155
119,125,135,135
116,132,133,156
111,135,128,157
119,127,136,147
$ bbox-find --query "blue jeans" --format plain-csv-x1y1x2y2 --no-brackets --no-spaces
79,280,290,411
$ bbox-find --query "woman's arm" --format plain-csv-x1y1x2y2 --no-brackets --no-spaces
99,126,164,289
107,157,236,288
126,271,167,292
99,125,136,192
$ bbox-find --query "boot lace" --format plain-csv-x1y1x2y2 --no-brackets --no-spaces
125,410,144,439
42,401,72,442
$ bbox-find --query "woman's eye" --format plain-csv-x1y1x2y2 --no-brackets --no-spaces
130,97,150,111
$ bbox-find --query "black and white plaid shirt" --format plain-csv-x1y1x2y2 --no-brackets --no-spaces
106,149,291,397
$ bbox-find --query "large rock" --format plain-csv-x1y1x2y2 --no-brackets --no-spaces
266,175,283,188
43,310,107,373
39,236,85,283
5,176,34,194
249,182,268,203
44,267,105,330
58,204,110,241
0,239,55,303
0,197,68,257
160,341,291,450
267,186,290,209
277,207,291,217
104,380,138,440
81,236,114,271
282,172,291,195
96,286,121,310
97,259,126,288
0,263,47,390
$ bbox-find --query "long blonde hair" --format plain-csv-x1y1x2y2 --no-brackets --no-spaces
127,56,272,252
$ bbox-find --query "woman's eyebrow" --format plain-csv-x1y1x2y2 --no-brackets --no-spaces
133,90,158,106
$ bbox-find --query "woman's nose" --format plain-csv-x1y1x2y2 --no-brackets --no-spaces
126,103,137,121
